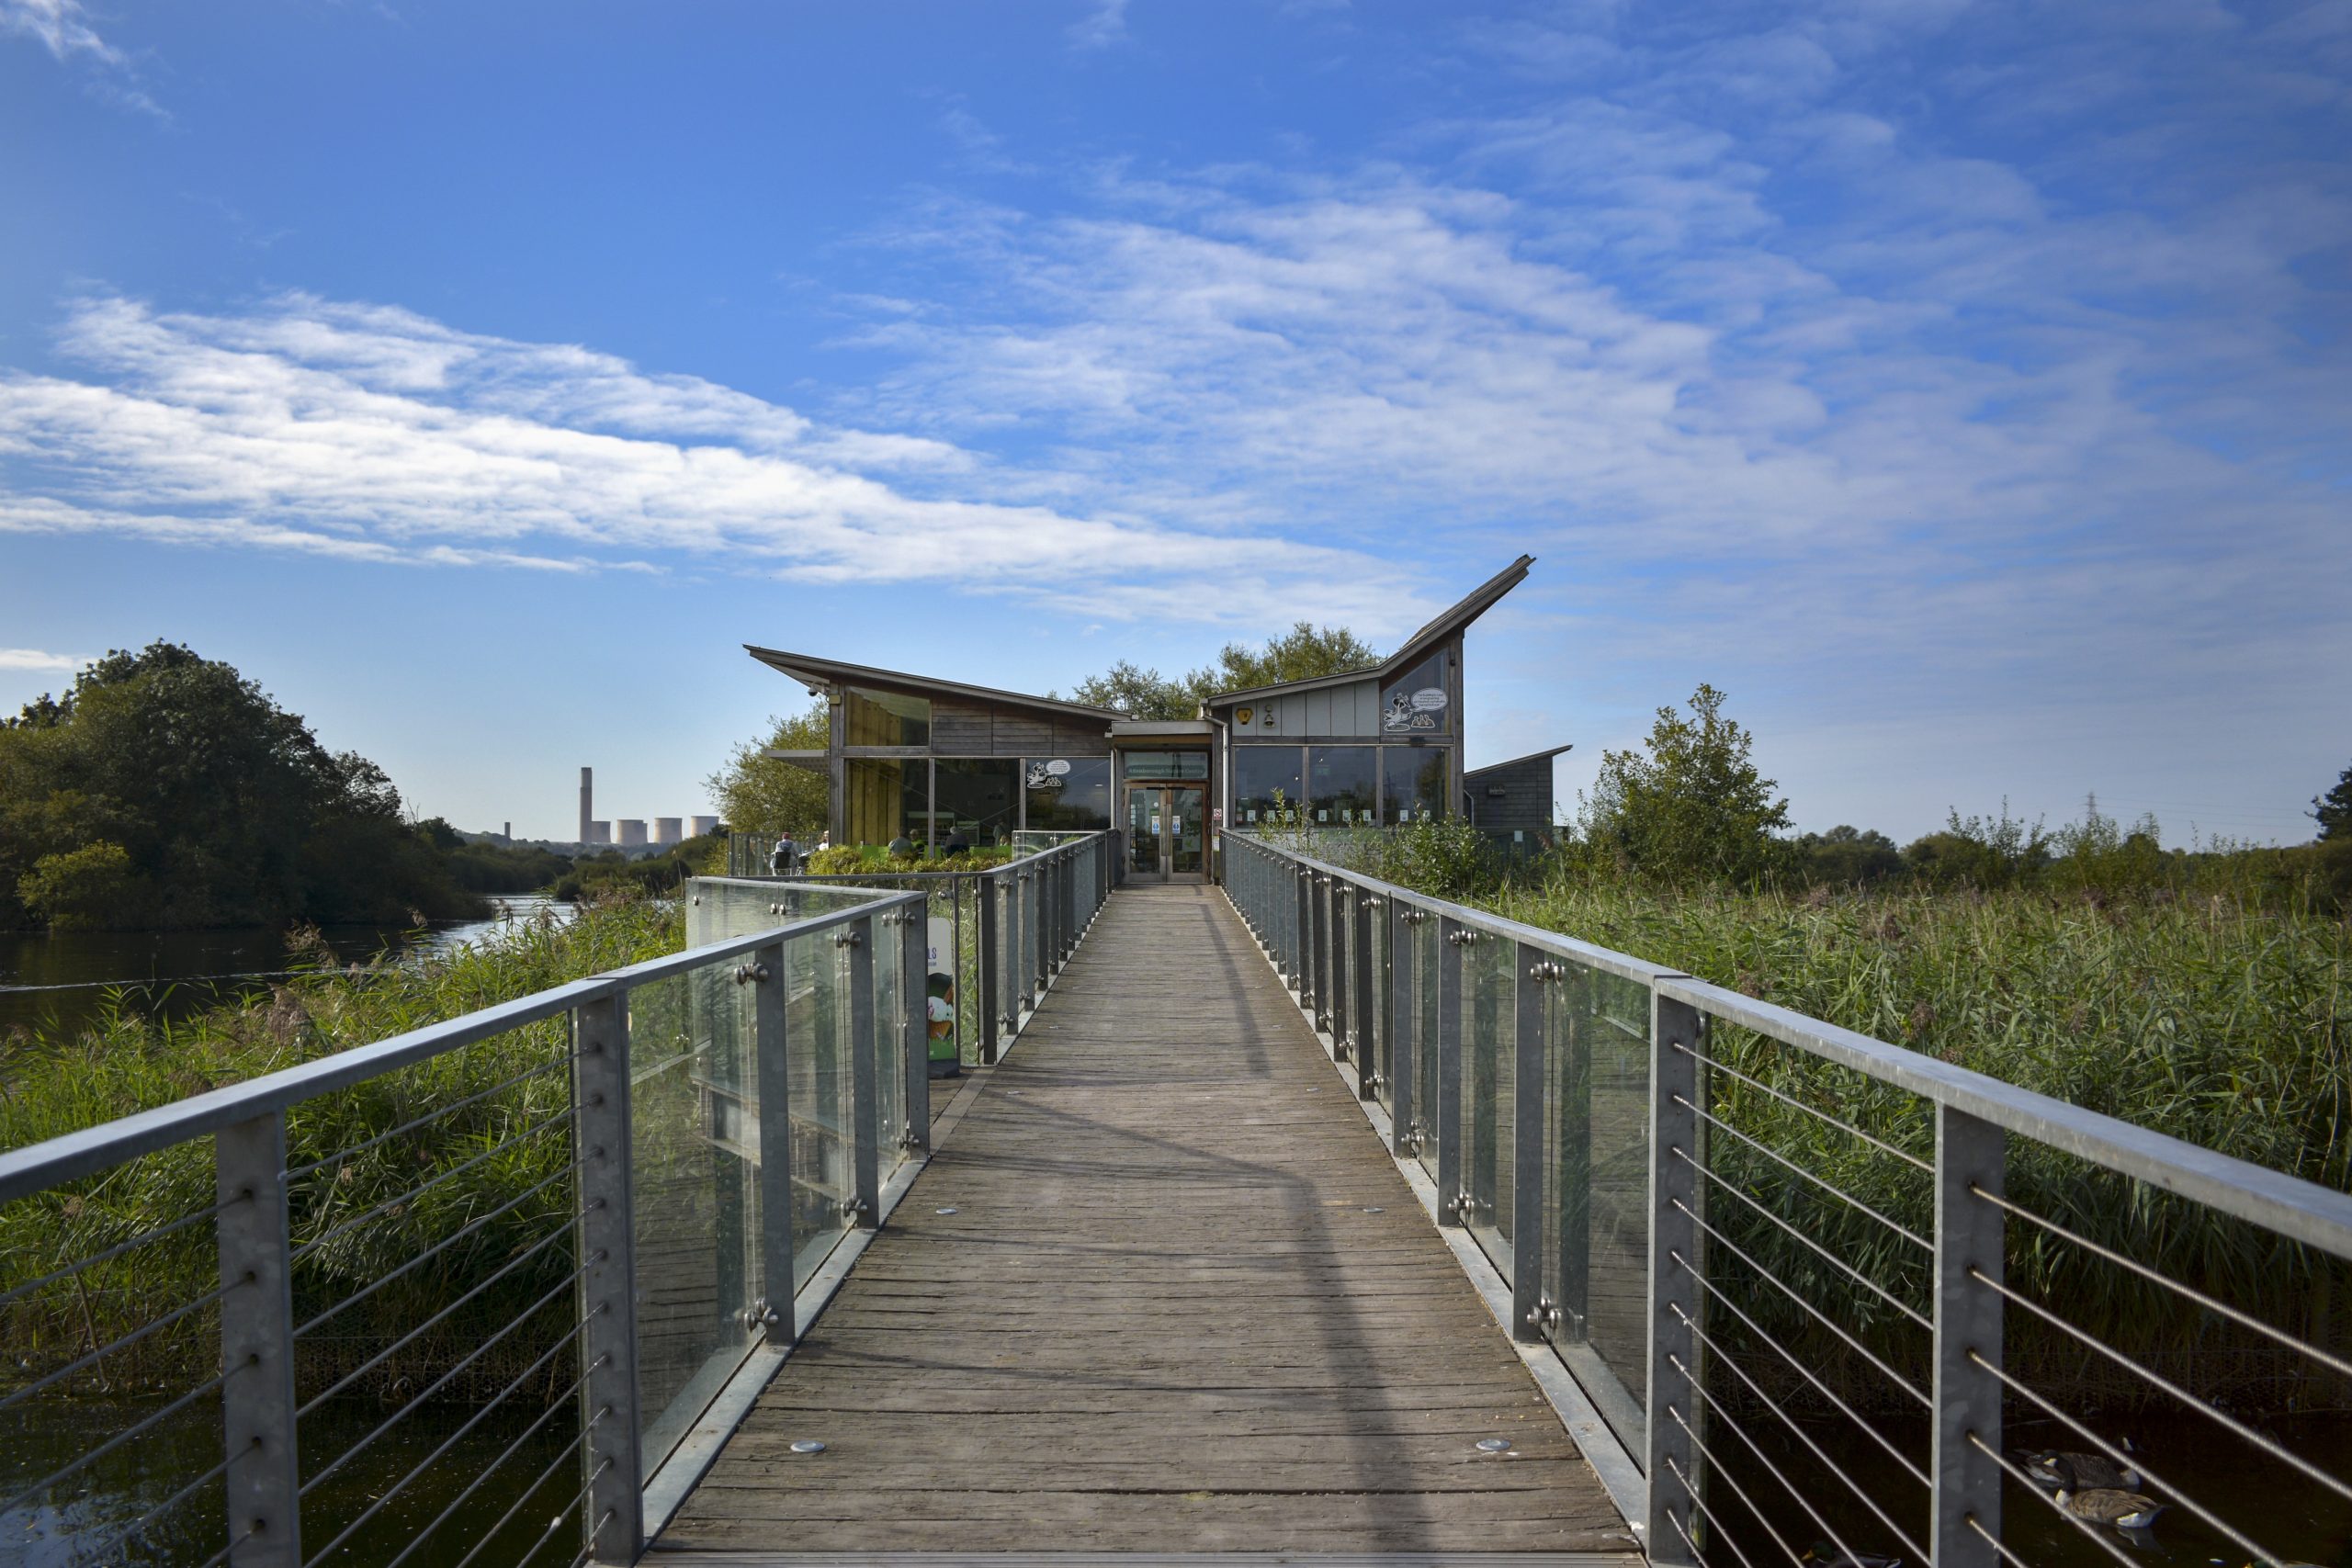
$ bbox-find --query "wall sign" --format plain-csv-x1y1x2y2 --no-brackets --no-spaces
1383,687,1446,730
1235,706,1254,725
1024,759,1071,790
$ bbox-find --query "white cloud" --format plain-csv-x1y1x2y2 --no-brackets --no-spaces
1069,0,1128,50
0,647,88,672
0,292,1441,636
1,0,118,63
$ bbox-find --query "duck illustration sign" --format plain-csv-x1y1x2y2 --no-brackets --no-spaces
1384,688,1447,731
926,916,958,1076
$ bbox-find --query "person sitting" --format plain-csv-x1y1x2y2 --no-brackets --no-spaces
943,827,972,856
769,832,798,875
888,833,915,858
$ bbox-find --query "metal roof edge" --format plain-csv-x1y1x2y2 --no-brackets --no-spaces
1465,742,1576,777
1203,554,1535,706
743,645,1126,721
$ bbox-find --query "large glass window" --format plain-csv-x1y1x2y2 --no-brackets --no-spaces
1382,747,1450,824
1025,757,1112,831
846,758,921,845
933,759,1021,847
1379,649,1453,736
1122,750,1208,781
1231,746,1303,828
844,686,930,748
1309,747,1380,826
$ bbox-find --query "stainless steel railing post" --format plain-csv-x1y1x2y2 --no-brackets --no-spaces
1933,1104,2007,1566
1646,987,1705,1566
752,941,797,1344
979,872,1001,1063
1330,883,1351,1057
1353,890,1381,1100
900,905,930,1156
573,992,644,1564
1435,917,1466,1224
1390,899,1419,1158
1511,942,1549,1342
846,919,880,1229
216,1111,301,1568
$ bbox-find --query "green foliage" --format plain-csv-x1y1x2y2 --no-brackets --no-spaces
17,840,141,930
441,838,574,894
2317,759,2352,841
1193,621,1382,694
1578,683,1792,886
705,699,829,840
1476,872,2352,1406
549,832,727,900
0,890,684,1396
806,842,1014,876
0,643,480,931
1067,660,1197,720
1792,825,1902,887
1065,623,1383,717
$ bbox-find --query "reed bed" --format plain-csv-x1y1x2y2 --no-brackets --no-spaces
0,892,684,1400
1487,876,2352,1413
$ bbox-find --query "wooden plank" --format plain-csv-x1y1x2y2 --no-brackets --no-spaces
657,886,1633,1556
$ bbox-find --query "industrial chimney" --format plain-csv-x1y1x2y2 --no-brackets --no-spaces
579,767,593,845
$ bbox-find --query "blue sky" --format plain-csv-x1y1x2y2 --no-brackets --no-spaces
1,0,2345,844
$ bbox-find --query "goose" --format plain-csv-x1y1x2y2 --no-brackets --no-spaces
2026,1450,2144,1490
2056,1488,2165,1531
1800,1544,1901,1568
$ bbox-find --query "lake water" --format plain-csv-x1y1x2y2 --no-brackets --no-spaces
0,897,575,1042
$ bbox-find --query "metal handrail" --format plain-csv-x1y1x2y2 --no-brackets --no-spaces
2,833,1119,1568
1222,829,2352,1568
0,894,898,1205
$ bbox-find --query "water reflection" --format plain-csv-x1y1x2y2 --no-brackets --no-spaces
0,897,576,1042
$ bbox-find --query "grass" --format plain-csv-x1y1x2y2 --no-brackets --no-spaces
0,890,684,1401
1479,872,2352,1412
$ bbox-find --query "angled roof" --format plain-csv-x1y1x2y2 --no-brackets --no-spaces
1203,555,1535,707
1465,743,1575,779
744,646,1125,722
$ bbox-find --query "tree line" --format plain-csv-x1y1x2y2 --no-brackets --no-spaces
0,645,555,932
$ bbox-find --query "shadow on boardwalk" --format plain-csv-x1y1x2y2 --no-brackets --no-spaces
653,885,1634,1558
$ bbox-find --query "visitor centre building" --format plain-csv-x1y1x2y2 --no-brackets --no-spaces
746,556,1561,884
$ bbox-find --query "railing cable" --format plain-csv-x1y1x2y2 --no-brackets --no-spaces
1669,1299,1931,1555
1673,1094,1931,1253
1670,1204,1934,1409
1971,1181,2352,1383
290,1107,576,1262
1969,1264,2352,1508
1670,1039,1932,1171
1667,1247,1932,1479
296,1213,585,1415
284,1051,578,1181
1970,1347,2296,1564
295,1160,592,1337
298,1264,603,1495
0,1190,247,1310
1672,1145,1930,1329
1668,1351,1914,1568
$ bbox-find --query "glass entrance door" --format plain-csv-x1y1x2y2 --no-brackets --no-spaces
1125,784,1208,882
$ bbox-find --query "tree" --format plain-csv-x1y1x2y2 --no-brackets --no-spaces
0,642,475,930
1186,622,1382,696
1795,826,1902,887
1065,661,1195,720
1579,683,1791,885
2315,761,2352,841
706,700,831,840
1064,624,1383,718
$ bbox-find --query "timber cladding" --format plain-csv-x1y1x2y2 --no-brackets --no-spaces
926,697,1111,759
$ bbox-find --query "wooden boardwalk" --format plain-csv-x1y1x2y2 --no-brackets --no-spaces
653,885,1637,1562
